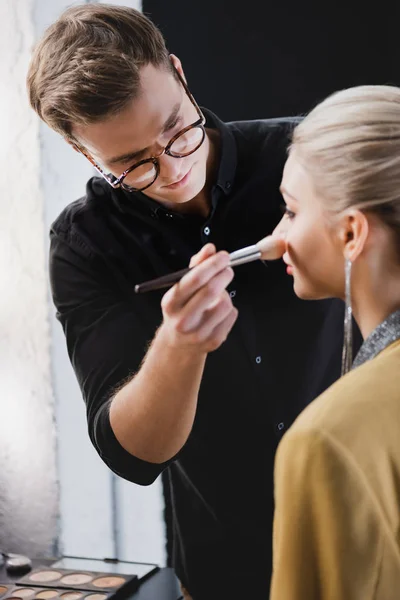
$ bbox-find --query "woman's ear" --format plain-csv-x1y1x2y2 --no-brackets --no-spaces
338,209,369,261
169,54,186,82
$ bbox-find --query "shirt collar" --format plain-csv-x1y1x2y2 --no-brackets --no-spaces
352,309,400,369
203,107,237,196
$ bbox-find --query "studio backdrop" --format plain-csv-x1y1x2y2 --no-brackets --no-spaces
143,0,400,565
143,1,400,121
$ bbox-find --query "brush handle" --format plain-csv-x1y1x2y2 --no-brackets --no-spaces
134,246,261,294
135,266,192,294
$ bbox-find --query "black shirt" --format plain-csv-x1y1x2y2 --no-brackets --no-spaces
50,110,352,599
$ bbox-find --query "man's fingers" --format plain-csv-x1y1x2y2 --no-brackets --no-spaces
205,306,239,351
190,292,235,340
162,251,231,313
189,243,216,268
175,269,234,333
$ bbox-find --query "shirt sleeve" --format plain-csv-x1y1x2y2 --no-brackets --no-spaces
270,425,384,600
49,230,173,485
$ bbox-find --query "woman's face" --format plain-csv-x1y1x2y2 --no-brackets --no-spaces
276,150,346,300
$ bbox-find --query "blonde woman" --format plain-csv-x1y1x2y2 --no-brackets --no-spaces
270,86,400,600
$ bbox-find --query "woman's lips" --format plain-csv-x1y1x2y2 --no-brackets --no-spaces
283,253,293,275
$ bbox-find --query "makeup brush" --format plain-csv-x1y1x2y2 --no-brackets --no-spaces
134,234,285,293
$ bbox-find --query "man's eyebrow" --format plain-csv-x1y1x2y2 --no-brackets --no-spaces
161,102,182,133
107,102,182,166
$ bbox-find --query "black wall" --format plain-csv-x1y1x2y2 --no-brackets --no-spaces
142,0,400,565
143,1,400,121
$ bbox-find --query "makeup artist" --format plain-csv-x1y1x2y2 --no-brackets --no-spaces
27,5,354,599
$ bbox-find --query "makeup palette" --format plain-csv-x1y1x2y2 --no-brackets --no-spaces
0,586,115,600
15,569,138,598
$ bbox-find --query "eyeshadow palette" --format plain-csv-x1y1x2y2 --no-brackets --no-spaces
0,586,115,600
16,570,138,597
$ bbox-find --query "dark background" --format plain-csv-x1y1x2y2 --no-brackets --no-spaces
142,0,400,564
143,1,400,121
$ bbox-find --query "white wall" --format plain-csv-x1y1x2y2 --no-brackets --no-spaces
0,0,165,565
34,0,166,564
0,0,58,556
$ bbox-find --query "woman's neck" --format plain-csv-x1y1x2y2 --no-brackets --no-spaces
352,264,400,339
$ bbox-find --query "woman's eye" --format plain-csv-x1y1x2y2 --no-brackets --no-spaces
280,203,295,220
285,208,296,220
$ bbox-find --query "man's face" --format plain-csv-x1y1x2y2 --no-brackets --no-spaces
72,59,209,208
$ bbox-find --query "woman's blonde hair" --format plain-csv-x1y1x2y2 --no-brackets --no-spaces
291,85,400,238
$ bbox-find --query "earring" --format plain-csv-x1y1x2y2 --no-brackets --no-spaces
341,257,353,375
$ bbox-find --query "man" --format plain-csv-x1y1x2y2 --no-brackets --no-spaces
27,4,348,598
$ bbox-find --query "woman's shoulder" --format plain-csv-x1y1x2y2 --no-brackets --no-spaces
288,339,400,448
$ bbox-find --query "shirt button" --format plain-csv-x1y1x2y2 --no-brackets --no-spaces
204,226,211,236
277,422,285,431
226,181,231,190
255,356,262,364
229,290,236,298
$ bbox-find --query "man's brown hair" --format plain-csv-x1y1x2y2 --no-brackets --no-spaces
27,4,171,138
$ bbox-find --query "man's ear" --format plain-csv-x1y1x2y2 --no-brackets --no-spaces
169,54,186,83
337,209,369,261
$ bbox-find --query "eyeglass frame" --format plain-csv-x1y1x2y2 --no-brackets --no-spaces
71,64,206,192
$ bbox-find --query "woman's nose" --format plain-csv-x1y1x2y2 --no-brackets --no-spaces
273,214,290,239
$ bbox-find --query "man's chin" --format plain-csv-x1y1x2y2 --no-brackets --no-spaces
163,179,205,204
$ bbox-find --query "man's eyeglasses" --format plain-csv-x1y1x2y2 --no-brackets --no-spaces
73,67,206,192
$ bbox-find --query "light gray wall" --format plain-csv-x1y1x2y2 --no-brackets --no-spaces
0,0,165,565
0,0,58,556
34,0,166,564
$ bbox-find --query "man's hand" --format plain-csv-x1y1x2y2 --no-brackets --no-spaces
160,244,238,353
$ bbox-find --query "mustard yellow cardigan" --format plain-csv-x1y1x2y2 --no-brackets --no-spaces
271,340,400,600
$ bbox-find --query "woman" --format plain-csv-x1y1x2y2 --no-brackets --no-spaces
270,85,400,599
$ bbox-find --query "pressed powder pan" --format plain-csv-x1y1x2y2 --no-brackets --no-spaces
17,570,138,597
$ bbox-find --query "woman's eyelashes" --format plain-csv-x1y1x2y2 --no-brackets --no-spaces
280,202,296,220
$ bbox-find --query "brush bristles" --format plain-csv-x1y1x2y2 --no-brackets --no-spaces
256,235,286,260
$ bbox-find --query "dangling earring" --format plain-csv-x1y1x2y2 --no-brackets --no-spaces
341,256,353,375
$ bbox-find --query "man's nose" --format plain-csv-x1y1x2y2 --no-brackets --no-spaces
159,153,187,183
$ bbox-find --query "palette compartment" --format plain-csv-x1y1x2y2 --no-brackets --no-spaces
0,585,14,599
16,570,138,597
50,558,158,584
